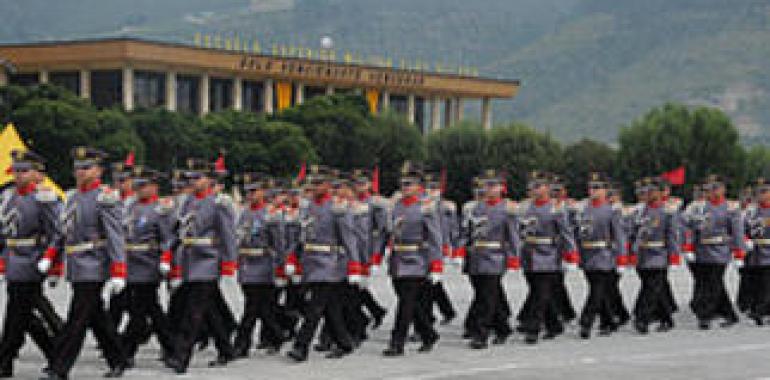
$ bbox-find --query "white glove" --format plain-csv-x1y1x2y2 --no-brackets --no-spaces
291,274,302,284
0,274,4,283
170,278,183,290
348,274,363,287
684,252,696,262
428,272,442,284
274,277,288,288
734,259,745,269
451,257,464,268
106,277,126,295
616,266,626,274
563,262,579,271
285,263,296,276
369,264,381,275
745,239,755,252
37,258,52,274
159,262,171,275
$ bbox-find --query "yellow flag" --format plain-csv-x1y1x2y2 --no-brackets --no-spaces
0,123,65,199
365,89,379,114
275,81,293,111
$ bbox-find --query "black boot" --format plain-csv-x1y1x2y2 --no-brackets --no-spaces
287,346,308,362
634,320,649,335
371,308,387,330
103,365,126,378
208,354,231,368
418,336,438,353
382,345,404,357
579,327,591,339
469,337,487,350
325,346,352,359
524,333,538,345
163,357,186,374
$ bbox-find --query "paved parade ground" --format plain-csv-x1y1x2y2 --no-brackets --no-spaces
4,267,770,380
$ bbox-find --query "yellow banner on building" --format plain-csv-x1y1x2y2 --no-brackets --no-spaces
365,89,379,114
276,81,293,111
0,123,65,199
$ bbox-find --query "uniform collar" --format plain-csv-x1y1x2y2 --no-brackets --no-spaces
709,196,726,206
591,198,606,208
647,200,663,209
313,192,332,205
79,179,101,193
401,195,419,206
534,197,550,207
357,192,371,202
250,201,266,211
485,197,502,206
16,181,37,196
139,194,159,205
760,201,770,209
120,189,135,201
194,187,213,199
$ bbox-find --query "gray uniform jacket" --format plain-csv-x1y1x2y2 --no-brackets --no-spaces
632,202,680,269
745,204,770,267
236,204,284,284
686,199,744,264
519,200,576,273
387,196,443,278
465,199,519,275
575,201,626,271
125,198,174,283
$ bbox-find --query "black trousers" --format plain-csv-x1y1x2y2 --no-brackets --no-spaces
691,263,738,322
170,282,234,367
633,269,675,324
609,271,630,324
322,283,368,343
390,278,438,348
430,282,456,320
122,283,173,359
555,272,577,321
579,271,616,329
750,266,770,318
108,288,130,332
234,284,284,349
737,267,759,313
468,276,511,336
468,275,512,341
0,282,56,368
293,282,353,351
519,272,562,335
359,288,386,319
49,282,126,377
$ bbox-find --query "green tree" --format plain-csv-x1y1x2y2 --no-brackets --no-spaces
426,122,489,203
130,108,208,173
368,111,425,194
563,139,617,198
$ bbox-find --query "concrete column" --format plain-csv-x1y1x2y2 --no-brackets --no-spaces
166,71,177,112
122,66,134,111
381,91,390,111
326,85,335,96
263,79,274,114
79,69,90,100
199,73,210,115
455,97,464,123
482,97,492,130
38,69,49,84
431,97,442,131
295,82,305,105
406,94,416,124
232,76,243,111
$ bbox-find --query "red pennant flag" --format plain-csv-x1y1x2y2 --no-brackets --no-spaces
214,151,226,174
371,166,380,194
124,150,135,167
296,162,306,183
660,166,685,186
440,168,447,194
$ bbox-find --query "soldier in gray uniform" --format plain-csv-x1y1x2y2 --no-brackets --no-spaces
744,178,770,324
517,171,577,344
120,166,175,363
107,162,135,335
42,147,129,380
575,172,628,339
382,163,443,357
0,150,60,378
163,159,237,374
232,173,287,357
461,170,520,349
423,173,457,325
285,166,362,362
630,177,681,334
686,175,744,329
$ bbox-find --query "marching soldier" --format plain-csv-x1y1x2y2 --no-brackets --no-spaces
163,158,237,374
120,166,175,364
285,166,362,362
685,175,744,329
107,162,135,334
630,177,681,334
232,174,287,357
575,172,628,339
382,163,443,357
549,175,578,324
423,174,457,325
459,170,520,349
43,147,129,380
0,150,61,378
517,171,577,343
744,178,770,324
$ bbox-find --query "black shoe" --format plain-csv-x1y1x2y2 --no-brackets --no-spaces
256,341,270,350
0,361,12,378
313,342,332,352
233,345,249,359
408,334,420,343
265,345,281,355
440,314,456,326
720,318,738,328
287,347,308,363
657,320,674,332
462,331,473,339
163,357,186,374
698,320,710,330
524,333,538,345
616,315,630,327
579,327,591,339
418,336,438,353
325,347,352,359
208,355,231,368
598,327,613,336
542,332,558,340
634,321,649,335
38,373,67,380
103,365,126,378
469,338,487,350
492,333,509,345
382,346,404,357
372,309,387,330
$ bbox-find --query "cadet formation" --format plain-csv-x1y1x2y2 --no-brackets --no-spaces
0,146,762,379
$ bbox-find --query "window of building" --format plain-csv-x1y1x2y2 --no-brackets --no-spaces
415,96,426,134
304,85,327,100
133,70,166,109
209,77,233,112
8,73,39,86
242,80,264,113
90,70,122,109
176,75,199,114
49,71,80,95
